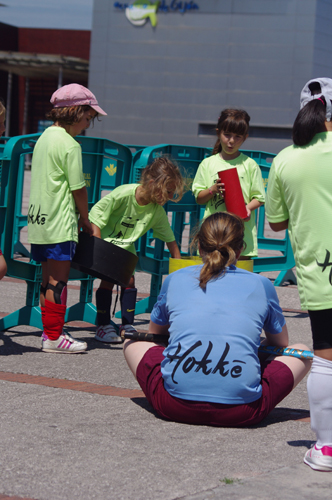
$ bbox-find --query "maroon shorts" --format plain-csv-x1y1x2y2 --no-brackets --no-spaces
0,248,2,256
136,346,294,427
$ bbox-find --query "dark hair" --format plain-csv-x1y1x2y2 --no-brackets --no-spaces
292,98,327,146
190,212,245,290
46,105,95,126
140,156,184,205
212,109,250,155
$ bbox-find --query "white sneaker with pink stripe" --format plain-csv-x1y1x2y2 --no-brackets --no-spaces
304,444,332,471
95,324,122,344
41,332,87,353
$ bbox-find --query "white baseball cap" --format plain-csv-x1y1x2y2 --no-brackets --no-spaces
300,77,332,121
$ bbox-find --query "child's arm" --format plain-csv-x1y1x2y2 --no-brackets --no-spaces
192,158,225,204
149,320,170,336
245,161,265,221
262,323,289,348
166,240,181,259
244,198,264,221
91,223,101,238
196,180,225,205
269,220,289,232
72,186,93,235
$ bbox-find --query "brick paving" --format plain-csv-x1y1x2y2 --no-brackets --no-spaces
0,371,144,398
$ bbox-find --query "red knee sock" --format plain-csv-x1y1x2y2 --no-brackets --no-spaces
44,299,66,341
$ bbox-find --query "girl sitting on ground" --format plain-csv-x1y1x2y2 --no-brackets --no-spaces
124,212,311,427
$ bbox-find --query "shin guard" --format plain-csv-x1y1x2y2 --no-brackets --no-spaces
96,288,112,326
120,287,137,325
46,281,67,305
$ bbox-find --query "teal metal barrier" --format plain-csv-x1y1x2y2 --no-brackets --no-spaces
130,143,212,183
1,136,296,328
0,137,10,159
116,144,210,317
0,134,132,331
0,134,44,330
115,144,296,318
125,144,147,153
130,144,211,258
246,152,296,286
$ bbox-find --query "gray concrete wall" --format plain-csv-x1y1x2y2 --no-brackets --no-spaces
313,0,332,77
88,0,323,154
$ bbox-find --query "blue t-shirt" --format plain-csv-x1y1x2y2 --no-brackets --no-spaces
151,265,285,404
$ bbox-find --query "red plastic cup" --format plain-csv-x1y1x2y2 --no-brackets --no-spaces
218,168,247,219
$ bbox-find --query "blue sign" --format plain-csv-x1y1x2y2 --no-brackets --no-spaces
114,1,199,15
159,1,199,13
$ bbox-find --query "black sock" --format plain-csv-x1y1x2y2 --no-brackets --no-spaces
96,288,112,326
120,288,137,325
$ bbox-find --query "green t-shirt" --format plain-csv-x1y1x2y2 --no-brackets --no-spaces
192,153,265,257
89,184,175,254
28,126,85,245
266,132,332,310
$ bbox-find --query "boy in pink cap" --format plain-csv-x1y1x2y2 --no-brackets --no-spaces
28,83,107,353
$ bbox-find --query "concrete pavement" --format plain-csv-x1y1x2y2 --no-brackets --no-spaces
1,168,331,499
1,271,332,500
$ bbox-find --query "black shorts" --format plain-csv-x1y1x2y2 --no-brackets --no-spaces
308,309,332,350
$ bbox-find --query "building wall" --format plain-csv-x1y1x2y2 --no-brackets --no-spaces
88,0,326,154
16,28,91,135
313,1,332,76
0,23,19,135
18,28,90,60
1,25,91,135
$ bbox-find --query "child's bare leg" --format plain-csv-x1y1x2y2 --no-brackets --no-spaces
123,339,161,379
39,261,50,331
46,259,71,303
273,343,312,388
0,254,7,280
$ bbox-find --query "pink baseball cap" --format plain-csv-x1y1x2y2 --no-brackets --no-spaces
50,83,107,116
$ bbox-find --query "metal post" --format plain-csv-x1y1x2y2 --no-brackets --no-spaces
22,77,30,135
58,66,63,88
5,71,12,137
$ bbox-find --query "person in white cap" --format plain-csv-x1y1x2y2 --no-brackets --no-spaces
266,77,332,471
28,83,107,353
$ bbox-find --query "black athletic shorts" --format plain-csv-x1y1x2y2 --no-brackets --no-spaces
308,308,332,350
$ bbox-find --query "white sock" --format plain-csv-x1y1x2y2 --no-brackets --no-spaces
307,355,332,447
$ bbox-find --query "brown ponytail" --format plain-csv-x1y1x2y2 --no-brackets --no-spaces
190,212,245,289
